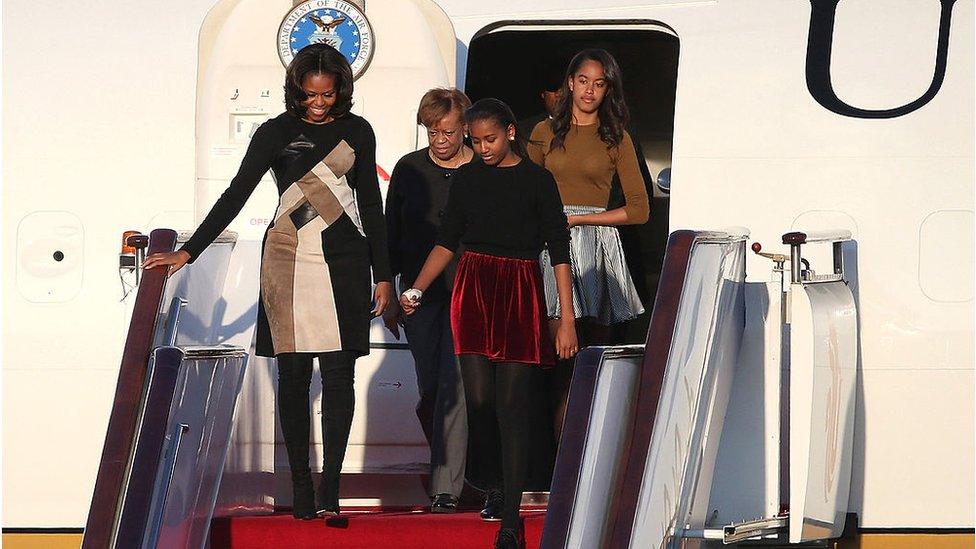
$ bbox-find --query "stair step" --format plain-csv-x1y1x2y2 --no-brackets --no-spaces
210,510,547,549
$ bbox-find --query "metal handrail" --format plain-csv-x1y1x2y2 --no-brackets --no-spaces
83,229,177,549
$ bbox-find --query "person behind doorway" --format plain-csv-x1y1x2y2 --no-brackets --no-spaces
142,44,393,520
401,98,577,549
527,49,650,441
383,88,474,513
516,61,563,141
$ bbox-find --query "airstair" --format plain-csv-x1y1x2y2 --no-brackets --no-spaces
82,227,859,548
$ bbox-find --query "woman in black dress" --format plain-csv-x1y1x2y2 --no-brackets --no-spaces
401,98,577,549
143,44,393,519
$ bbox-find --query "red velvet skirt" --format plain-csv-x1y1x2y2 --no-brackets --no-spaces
450,251,555,367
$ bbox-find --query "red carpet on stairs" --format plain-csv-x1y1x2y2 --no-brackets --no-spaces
211,510,547,549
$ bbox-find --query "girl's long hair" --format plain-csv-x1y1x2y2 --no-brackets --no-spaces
464,98,528,158
550,49,630,150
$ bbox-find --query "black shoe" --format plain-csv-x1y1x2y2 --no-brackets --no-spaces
480,489,504,521
291,474,317,520
315,498,340,517
316,506,340,517
430,493,459,514
494,526,525,549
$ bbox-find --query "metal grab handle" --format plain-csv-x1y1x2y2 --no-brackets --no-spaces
782,230,851,244
782,231,849,283
126,234,150,286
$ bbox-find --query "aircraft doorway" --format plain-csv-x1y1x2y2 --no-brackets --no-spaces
464,23,679,341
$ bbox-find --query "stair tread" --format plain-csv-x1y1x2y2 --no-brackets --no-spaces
211,510,547,548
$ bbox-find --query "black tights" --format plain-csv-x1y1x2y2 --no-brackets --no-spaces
276,351,357,507
459,354,539,529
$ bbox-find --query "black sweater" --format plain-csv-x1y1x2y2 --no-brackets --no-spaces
385,148,464,301
436,159,571,266
179,112,392,282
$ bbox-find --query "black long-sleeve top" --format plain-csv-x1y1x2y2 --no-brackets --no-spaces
179,112,391,282
385,148,463,301
436,159,571,266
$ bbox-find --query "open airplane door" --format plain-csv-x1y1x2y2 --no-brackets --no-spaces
785,232,858,543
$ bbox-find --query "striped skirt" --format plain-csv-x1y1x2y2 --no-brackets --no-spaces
539,205,644,325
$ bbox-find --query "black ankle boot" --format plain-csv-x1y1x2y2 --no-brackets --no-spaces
291,472,317,520
431,493,459,513
480,488,504,521
494,526,525,549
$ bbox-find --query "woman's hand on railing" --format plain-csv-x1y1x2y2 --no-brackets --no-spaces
142,250,190,275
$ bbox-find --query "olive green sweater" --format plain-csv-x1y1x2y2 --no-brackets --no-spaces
527,121,649,224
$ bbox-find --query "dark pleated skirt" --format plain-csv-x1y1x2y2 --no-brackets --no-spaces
450,251,554,367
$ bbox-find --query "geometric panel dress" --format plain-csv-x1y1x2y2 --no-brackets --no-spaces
179,112,392,357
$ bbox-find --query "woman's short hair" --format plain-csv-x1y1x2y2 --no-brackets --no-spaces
417,88,472,127
284,44,355,119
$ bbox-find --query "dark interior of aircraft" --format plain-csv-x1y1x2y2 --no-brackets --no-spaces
465,26,680,342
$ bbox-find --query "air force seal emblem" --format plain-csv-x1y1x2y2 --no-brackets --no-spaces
277,0,375,79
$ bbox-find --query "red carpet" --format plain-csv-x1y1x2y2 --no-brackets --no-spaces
210,510,547,549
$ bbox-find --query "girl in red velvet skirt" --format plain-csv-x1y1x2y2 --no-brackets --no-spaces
400,98,578,549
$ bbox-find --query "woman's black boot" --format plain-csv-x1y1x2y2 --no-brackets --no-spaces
276,354,317,520
494,525,525,549
316,474,340,516
291,471,317,520
480,488,504,521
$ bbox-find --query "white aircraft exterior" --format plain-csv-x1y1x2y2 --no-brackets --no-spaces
2,0,973,545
